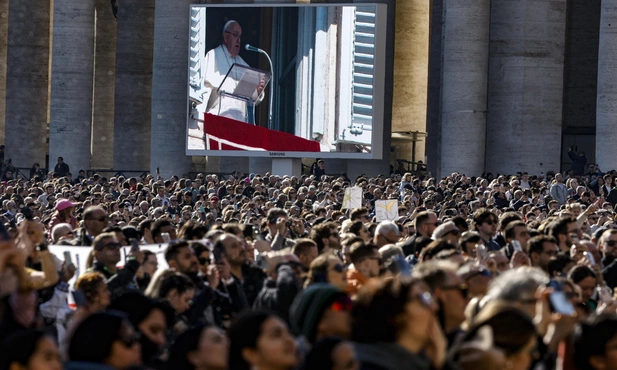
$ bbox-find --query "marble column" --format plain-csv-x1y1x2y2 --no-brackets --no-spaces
0,1,9,145
113,0,155,171
390,0,430,170
486,0,567,175
440,0,490,177
150,0,192,178
4,0,51,169
91,0,117,169
49,0,96,174
596,0,617,170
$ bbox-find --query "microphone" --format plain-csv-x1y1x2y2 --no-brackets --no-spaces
244,44,275,130
245,44,261,52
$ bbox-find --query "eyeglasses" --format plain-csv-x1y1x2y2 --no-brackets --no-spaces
90,216,108,222
198,257,210,265
99,242,122,250
483,220,496,225
441,283,469,299
118,331,141,348
225,31,241,39
330,232,340,238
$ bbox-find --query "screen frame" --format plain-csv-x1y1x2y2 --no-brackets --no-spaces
186,2,388,160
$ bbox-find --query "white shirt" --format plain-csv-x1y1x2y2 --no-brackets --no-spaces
203,45,262,122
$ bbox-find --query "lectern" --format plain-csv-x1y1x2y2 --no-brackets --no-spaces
217,63,271,125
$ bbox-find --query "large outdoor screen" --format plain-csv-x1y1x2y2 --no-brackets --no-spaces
186,3,387,159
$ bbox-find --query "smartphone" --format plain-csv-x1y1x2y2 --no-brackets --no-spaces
199,206,205,213
584,251,596,265
63,251,73,267
131,239,140,253
571,234,579,244
213,246,223,263
547,280,575,316
72,289,88,308
511,240,523,253
161,232,171,243
475,244,488,259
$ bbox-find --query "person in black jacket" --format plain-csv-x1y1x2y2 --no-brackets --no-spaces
89,232,141,301
53,157,70,178
253,256,303,323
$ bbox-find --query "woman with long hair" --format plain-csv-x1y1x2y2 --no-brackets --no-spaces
167,324,228,370
228,311,298,370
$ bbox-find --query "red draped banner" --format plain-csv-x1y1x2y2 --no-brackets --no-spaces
204,113,321,152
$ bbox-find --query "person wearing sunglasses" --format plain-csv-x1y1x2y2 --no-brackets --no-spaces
66,312,142,370
413,260,469,348
352,277,445,370
598,229,617,289
305,254,348,291
91,232,142,300
472,209,501,252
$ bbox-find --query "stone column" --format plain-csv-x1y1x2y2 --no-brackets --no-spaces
486,0,567,175
596,0,617,170
113,0,155,172
91,0,117,169
49,0,96,174
391,0,430,171
0,1,9,145
439,0,490,177
425,0,444,177
150,0,191,178
5,0,50,169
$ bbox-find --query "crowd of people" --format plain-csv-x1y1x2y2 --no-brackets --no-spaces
2,162,617,370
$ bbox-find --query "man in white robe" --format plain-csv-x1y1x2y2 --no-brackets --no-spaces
202,20,265,123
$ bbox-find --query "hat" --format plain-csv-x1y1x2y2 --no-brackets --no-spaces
289,284,348,344
56,199,77,211
209,195,219,202
432,221,459,240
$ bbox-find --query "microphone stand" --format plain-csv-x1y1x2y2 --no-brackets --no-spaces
246,45,274,129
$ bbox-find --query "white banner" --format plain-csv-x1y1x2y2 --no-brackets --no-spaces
48,244,171,289
342,187,363,210
375,200,399,221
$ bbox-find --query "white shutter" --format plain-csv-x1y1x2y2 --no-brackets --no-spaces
189,8,206,102
339,6,375,146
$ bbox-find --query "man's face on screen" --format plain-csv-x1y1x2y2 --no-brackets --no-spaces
224,22,242,57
